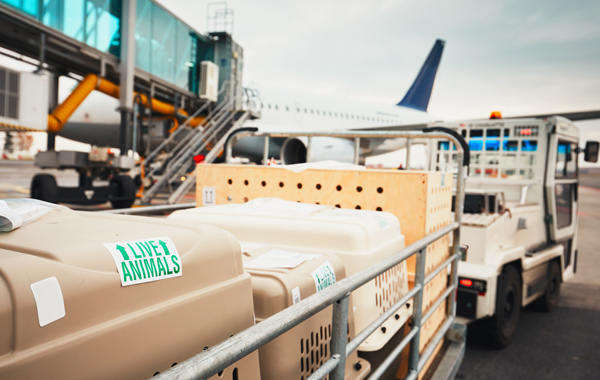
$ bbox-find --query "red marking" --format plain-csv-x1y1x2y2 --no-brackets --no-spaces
520,128,532,136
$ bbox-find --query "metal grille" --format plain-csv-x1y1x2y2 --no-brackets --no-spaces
0,67,19,120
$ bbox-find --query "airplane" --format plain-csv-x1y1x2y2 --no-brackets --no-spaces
223,39,445,164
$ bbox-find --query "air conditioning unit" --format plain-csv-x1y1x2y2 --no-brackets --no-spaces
199,61,219,102
0,65,48,131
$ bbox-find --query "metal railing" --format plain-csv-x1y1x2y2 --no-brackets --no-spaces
140,81,243,204
152,129,467,380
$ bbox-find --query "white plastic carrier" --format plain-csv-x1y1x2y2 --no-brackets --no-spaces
169,198,411,351
241,243,370,380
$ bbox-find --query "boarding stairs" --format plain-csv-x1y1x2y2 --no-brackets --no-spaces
140,83,250,205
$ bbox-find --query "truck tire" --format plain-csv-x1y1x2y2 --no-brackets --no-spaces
484,265,521,348
109,175,136,209
31,174,59,204
536,260,561,312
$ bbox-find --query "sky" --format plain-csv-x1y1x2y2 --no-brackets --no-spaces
158,0,600,164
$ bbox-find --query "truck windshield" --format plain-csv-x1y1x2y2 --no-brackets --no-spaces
435,125,539,180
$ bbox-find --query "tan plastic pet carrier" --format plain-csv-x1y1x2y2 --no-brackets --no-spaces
168,198,411,353
241,243,370,380
0,207,260,380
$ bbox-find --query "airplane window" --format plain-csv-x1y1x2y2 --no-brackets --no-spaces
311,109,314,114
329,112,332,116
286,106,289,111
275,105,279,110
267,104,271,109
317,110,320,115
297,107,300,112
304,108,307,113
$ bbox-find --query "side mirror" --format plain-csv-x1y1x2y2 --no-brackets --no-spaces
584,141,599,163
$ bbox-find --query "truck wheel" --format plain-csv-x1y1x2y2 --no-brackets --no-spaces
31,174,59,204
536,260,561,312
110,175,136,209
484,265,521,348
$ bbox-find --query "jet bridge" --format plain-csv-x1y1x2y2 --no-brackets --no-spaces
0,0,249,208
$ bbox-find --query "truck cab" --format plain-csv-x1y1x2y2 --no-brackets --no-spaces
432,116,598,347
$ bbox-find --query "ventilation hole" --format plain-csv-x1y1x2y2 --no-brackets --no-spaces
311,332,314,346
297,183,303,189
377,187,383,194
356,186,363,192
171,363,177,367
217,370,224,377
354,362,363,371
279,182,284,188
153,372,160,376
227,179,232,185
244,180,249,186
233,368,238,380
335,204,341,208
376,207,383,211
381,327,387,334
316,183,322,190
301,339,304,354
301,357,304,372
395,314,400,320
316,202,320,205
203,346,209,351
336,185,342,191
243,197,248,202
261,180,266,187
355,205,361,210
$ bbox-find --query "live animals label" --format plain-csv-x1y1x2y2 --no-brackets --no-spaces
311,261,336,292
104,237,182,286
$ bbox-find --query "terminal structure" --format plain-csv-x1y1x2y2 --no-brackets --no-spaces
0,0,255,207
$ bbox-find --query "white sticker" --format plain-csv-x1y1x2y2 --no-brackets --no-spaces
243,249,321,270
30,277,66,327
292,286,301,304
311,261,336,292
203,187,216,206
103,237,182,286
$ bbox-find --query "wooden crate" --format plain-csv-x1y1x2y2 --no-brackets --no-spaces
196,164,453,376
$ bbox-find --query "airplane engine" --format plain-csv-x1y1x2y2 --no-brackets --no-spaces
280,136,357,164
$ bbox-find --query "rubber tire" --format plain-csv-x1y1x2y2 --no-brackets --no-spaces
110,175,136,209
30,174,59,204
536,260,561,312
483,265,522,348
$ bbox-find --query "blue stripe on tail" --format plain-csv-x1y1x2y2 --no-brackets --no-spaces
397,39,445,112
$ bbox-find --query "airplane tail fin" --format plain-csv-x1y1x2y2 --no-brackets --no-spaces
397,39,445,112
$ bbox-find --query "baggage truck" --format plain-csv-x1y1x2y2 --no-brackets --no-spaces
430,116,599,347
